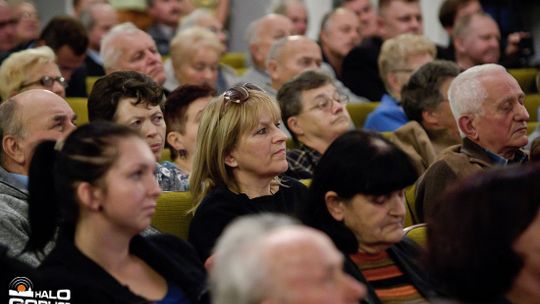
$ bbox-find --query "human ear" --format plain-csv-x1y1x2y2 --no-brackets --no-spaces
224,153,238,168
287,116,304,136
325,191,345,221
76,182,103,212
2,135,25,165
458,115,477,140
166,131,185,152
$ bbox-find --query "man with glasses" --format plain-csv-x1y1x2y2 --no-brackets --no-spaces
364,33,435,132
277,70,353,179
0,1,17,62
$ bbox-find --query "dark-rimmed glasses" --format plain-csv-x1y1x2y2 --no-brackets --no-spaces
305,91,349,113
19,76,68,90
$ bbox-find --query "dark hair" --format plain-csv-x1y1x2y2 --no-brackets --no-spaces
401,60,460,123
26,122,140,251
40,16,88,55
277,70,333,141
438,0,476,29
88,71,164,122
297,130,418,253
426,164,540,301
164,84,215,160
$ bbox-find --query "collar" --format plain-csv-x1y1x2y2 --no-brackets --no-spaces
463,138,528,165
86,49,102,65
8,172,28,189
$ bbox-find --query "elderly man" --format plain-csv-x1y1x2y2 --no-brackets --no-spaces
390,60,461,174
238,14,293,88
278,70,353,179
415,64,529,221
146,0,187,55
0,89,76,266
319,8,361,78
342,0,423,101
79,3,118,76
364,33,435,132
269,0,308,35
100,22,166,87
452,12,500,70
88,70,188,191
334,0,379,41
210,214,365,304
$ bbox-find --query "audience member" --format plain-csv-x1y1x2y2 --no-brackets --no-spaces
188,83,307,262
100,22,166,87
88,71,189,191
342,0,423,101
79,3,118,76
26,122,209,303
164,84,214,178
11,0,40,50
38,16,88,97
0,1,17,60
238,14,293,88
415,64,529,221
278,70,353,179
268,0,308,35
452,11,500,70
333,0,379,41
0,89,76,267
364,33,435,132
426,164,540,302
391,60,461,174
319,8,361,78
167,27,225,93
146,0,187,55
72,0,106,17
0,46,66,100
177,8,227,48
211,214,366,304
297,130,436,303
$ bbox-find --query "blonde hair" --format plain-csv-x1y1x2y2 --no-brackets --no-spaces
170,26,224,76
378,34,436,93
189,89,282,210
0,46,57,101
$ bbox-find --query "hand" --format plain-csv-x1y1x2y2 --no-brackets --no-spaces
505,31,530,57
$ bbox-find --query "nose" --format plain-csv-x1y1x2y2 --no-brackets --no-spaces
148,173,161,199
273,124,288,143
340,273,366,303
331,99,345,114
142,121,159,139
51,81,66,98
64,121,77,135
389,190,406,217
409,18,422,34
516,102,530,122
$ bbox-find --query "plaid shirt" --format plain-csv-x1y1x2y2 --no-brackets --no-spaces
286,143,321,179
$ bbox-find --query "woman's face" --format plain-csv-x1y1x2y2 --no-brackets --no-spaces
226,112,288,182
22,61,66,98
513,209,540,282
98,136,161,234
176,48,219,88
333,189,406,253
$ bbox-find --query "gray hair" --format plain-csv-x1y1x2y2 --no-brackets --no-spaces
267,0,305,14
176,8,214,33
0,98,23,165
210,214,298,304
448,63,506,128
100,22,141,71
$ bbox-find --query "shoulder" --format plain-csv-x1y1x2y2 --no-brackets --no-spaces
156,162,190,192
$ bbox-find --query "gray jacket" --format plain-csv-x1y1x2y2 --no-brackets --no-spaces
0,166,48,267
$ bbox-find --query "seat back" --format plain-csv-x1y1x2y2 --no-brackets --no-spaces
404,183,418,227
346,102,380,128
152,191,194,240
508,68,538,94
86,76,100,94
403,223,427,247
525,94,540,121
66,97,89,126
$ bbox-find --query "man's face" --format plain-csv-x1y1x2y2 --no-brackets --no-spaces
269,38,322,90
390,52,434,99
470,71,529,157
379,0,423,40
16,90,77,172
0,3,17,52
320,9,361,58
56,45,86,81
456,15,500,66
292,83,353,150
148,0,184,27
88,6,118,51
251,15,293,68
342,0,378,38
286,1,308,35
430,77,459,140
108,31,166,85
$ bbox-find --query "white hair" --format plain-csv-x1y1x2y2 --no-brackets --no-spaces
100,22,142,71
448,63,507,135
210,214,298,304
176,8,214,33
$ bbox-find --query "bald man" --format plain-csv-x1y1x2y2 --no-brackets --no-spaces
0,89,76,266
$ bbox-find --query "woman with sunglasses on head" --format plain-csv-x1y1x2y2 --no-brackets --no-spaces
188,83,308,263
26,122,209,304
0,46,66,101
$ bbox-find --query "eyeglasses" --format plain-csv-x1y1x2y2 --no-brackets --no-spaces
19,76,68,90
306,91,349,113
220,82,264,118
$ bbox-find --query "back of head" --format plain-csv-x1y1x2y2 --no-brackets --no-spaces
0,98,21,166
88,71,164,122
0,46,56,101
177,8,213,32
401,60,460,123
268,0,305,15
299,129,417,253
426,164,540,301
27,121,140,251
452,10,492,39
439,0,478,30
170,26,223,69
190,84,281,207
39,16,88,55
